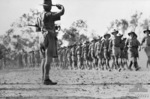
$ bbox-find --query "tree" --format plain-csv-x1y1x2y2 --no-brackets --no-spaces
120,19,129,35
130,12,142,32
62,19,89,46
140,18,150,29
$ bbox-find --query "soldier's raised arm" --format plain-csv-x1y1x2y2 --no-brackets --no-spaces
54,4,65,16
45,4,65,18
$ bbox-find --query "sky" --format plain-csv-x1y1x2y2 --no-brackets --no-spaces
0,0,150,37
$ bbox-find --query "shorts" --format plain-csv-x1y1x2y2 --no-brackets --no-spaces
40,31,58,58
128,48,139,58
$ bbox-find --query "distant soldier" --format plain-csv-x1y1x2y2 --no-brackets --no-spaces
125,32,141,71
120,37,128,70
57,47,62,68
71,44,77,69
76,43,83,69
34,50,41,67
61,47,67,69
95,37,103,70
109,30,122,71
88,38,98,69
61,47,66,68
141,29,150,68
66,45,72,69
100,33,111,71
82,40,90,69
22,50,28,67
29,50,35,67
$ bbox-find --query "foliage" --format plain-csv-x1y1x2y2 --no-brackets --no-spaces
62,19,89,46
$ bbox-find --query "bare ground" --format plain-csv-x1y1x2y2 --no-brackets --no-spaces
0,68,150,99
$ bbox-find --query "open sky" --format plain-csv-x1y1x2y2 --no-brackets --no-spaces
0,0,150,37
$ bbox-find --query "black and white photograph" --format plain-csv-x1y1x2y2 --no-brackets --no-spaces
0,0,150,99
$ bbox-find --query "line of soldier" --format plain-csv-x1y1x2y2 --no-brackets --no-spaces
21,49,41,68
55,29,150,71
0,49,41,69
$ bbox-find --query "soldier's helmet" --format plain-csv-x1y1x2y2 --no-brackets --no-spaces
104,33,111,38
143,28,150,34
128,31,136,36
128,31,138,38
41,0,52,6
84,40,90,44
111,29,119,35
91,37,98,42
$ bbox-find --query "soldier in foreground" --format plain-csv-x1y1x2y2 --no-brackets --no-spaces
35,0,65,85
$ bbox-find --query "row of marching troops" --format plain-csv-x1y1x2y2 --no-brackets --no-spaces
0,50,41,69
55,29,150,71
20,50,41,68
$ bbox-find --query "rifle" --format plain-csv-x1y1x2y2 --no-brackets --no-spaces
27,24,38,27
27,24,41,32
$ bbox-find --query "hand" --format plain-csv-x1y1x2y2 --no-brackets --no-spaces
56,4,62,9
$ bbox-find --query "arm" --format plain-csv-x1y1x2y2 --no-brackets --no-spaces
44,4,65,20
100,41,104,52
124,39,128,49
141,37,145,46
108,40,112,51
52,4,65,17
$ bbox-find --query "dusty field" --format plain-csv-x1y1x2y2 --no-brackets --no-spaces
0,68,150,99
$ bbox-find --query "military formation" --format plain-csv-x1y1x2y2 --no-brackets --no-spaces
55,29,150,71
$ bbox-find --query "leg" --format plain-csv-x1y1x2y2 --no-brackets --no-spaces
41,58,45,81
128,60,133,70
44,55,52,80
43,50,57,85
147,56,150,68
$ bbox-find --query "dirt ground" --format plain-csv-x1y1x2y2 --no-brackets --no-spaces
0,68,150,99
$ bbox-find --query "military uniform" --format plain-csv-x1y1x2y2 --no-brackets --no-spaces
95,38,103,70
36,0,65,85
66,46,72,69
57,48,62,68
100,34,111,70
141,29,150,68
125,32,140,71
70,44,77,69
109,30,122,70
88,39,97,69
82,41,90,69
76,43,83,69
120,38,128,69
